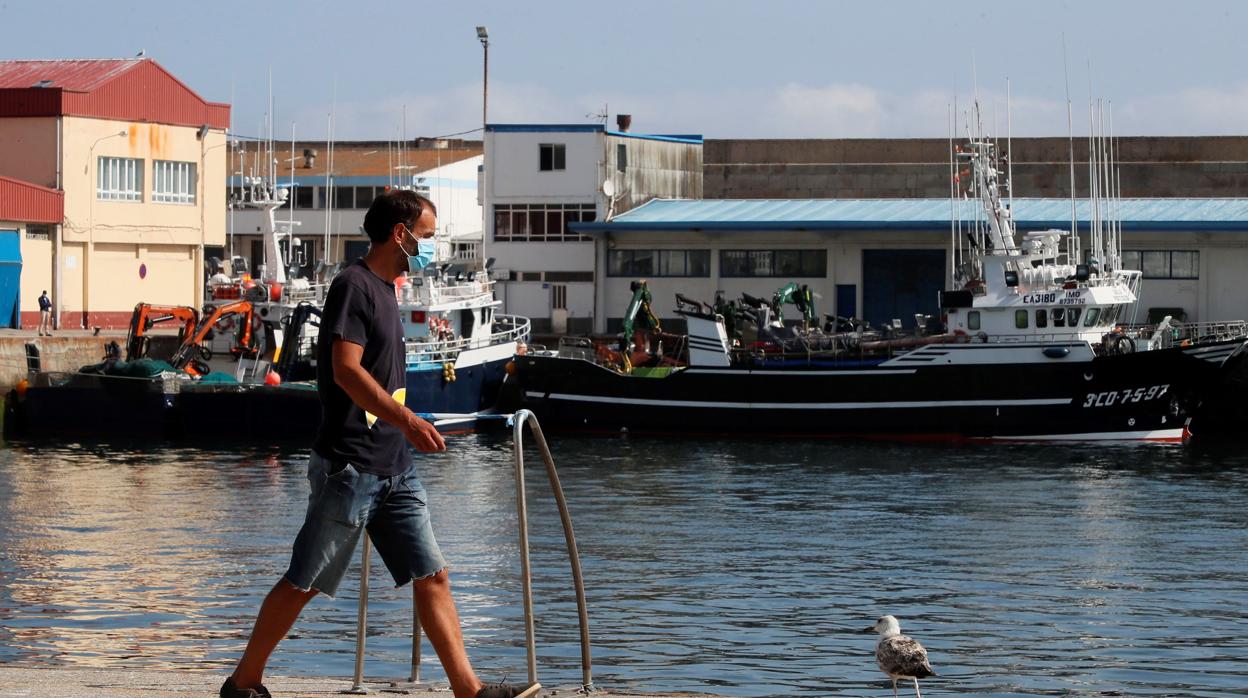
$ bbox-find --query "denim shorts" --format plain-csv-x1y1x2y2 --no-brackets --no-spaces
284,451,447,598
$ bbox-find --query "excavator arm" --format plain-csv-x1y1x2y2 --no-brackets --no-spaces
170,300,259,375
619,280,661,372
771,283,816,328
125,303,200,361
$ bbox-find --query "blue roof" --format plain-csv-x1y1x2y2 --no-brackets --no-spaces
486,123,702,144
571,198,1248,233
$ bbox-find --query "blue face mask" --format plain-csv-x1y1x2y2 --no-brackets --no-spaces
402,226,437,274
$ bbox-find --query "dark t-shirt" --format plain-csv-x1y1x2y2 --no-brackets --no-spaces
38,295,51,311
312,260,411,476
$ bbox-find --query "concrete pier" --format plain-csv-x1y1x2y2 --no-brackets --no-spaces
0,667,722,698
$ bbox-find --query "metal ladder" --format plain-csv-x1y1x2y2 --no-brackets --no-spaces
342,409,593,695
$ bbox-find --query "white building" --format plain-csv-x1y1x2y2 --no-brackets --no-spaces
225,140,482,277
482,122,702,334
573,198,1248,332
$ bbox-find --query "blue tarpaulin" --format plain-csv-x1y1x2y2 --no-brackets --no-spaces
0,230,22,329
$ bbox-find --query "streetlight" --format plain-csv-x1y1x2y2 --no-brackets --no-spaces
476,26,489,128
83,129,127,329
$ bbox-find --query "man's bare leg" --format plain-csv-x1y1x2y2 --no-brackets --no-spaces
231,579,319,689
415,569,484,698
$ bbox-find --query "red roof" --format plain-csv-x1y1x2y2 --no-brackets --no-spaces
0,58,230,130
0,175,63,224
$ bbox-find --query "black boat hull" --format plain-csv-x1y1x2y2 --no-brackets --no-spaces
513,340,1247,441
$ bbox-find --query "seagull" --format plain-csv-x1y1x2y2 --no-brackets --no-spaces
864,615,935,698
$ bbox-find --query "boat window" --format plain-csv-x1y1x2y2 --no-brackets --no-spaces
1036,309,1048,328
1068,308,1082,325
1052,308,1065,327
1015,309,1029,329
968,311,981,331
1104,304,1121,326
1083,307,1101,326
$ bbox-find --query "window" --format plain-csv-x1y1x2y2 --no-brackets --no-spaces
1036,309,1048,328
609,250,711,277
720,249,827,277
355,186,377,209
1083,307,1101,327
1121,250,1201,279
334,186,355,209
616,143,627,173
153,160,196,204
551,284,567,310
1170,251,1199,279
492,203,594,242
97,156,143,201
1052,307,1066,327
294,186,314,209
344,240,370,261
967,311,980,330
544,271,595,282
539,144,566,171
1015,309,1029,329
1068,308,1081,326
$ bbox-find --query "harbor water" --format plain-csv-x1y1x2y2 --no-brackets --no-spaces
1,434,1247,697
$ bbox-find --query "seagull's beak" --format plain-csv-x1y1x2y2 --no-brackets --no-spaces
861,625,877,633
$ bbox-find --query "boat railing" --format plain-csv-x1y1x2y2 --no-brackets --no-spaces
1117,319,1248,348
279,281,331,305
404,314,530,366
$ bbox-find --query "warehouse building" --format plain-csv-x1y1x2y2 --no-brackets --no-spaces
0,58,229,329
574,197,1248,333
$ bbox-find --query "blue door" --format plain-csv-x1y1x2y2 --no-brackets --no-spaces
0,230,21,329
862,249,944,331
835,284,857,319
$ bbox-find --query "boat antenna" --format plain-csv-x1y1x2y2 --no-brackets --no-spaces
948,100,956,287
289,121,296,268
1006,77,1014,212
1062,34,1078,263
228,79,235,259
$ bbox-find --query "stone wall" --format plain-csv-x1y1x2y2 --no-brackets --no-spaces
0,337,112,389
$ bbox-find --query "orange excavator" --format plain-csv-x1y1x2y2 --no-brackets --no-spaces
125,303,201,362
169,300,260,376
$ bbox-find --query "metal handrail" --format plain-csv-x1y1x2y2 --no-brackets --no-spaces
343,410,593,694
510,409,594,692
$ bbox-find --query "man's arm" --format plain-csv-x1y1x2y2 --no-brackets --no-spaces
332,338,445,452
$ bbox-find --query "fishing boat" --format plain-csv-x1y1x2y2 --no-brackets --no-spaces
7,181,529,440
510,107,1248,442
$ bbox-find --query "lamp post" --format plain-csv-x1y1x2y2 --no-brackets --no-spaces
476,26,489,128
84,130,127,328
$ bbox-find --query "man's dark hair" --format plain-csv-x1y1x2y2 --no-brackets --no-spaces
361,189,437,243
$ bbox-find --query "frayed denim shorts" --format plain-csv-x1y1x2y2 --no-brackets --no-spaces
284,451,447,598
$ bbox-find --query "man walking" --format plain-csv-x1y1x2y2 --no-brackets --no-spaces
37,290,51,336
222,190,536,698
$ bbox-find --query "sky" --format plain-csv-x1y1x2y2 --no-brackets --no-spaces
2,0,1246,141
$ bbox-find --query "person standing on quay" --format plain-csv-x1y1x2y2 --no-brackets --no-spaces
37,290,51,336
221,190,535,698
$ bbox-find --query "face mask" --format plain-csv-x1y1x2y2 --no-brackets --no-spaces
402,227,437,274
410,239,436,274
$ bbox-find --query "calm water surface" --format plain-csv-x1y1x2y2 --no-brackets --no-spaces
1,435,1247,697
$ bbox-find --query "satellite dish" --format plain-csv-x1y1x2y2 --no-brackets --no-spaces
602,179,616,198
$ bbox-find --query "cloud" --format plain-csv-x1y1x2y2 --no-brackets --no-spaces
275,80,1248,141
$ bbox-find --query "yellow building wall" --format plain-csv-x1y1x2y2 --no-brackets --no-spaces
90,242,195,309
58,116,227,317
18,226,53,312
60,240,85,313
0,117,58,188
